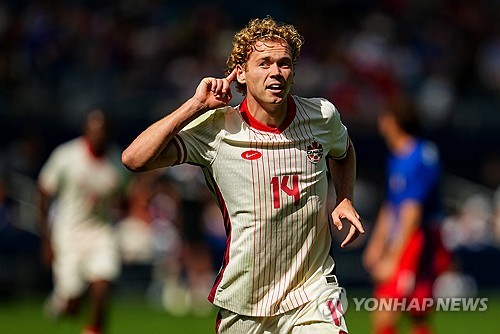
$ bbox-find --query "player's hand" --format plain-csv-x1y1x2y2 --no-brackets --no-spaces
362,241,384,273
193,69,237,110
372,256,398,283
330,198,365,248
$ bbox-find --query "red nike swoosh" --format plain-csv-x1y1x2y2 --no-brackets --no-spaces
241,150,262,160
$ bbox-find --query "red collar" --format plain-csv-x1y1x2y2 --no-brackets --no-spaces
239,95,296,134
84,137,105,159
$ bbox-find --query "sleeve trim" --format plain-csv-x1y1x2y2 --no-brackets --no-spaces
328,136,350,160
172,134,187,165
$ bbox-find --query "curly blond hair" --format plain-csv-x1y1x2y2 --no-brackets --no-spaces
226,16,304,95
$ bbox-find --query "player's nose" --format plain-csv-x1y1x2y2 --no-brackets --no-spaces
269,63,282,75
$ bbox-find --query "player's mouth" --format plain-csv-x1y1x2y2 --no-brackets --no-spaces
266,83,285,94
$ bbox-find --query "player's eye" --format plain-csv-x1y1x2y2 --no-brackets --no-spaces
279,59,292,68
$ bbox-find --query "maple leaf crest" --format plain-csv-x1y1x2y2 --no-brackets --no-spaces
306,140,323,163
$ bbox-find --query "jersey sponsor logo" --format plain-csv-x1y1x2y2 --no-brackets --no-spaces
306,140,323,163
241,150,262,160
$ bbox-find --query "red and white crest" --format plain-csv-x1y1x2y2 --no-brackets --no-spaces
306,140,323,163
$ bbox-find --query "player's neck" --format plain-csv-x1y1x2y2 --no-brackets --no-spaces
84,137,106,159
245,96,288,128
391,133,416,156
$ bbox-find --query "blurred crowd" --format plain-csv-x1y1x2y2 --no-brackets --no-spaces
0,0,499,316
1,1,499,130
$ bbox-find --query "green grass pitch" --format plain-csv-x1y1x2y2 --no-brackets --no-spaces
0,290,498,333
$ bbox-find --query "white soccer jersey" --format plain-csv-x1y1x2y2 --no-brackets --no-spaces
172,95,349,317
38,137,121,238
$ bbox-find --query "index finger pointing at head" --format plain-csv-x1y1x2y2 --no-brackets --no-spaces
226,68,237,83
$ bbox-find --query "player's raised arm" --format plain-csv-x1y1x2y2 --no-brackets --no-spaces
122,69,237,172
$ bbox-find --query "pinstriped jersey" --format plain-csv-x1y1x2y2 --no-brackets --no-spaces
172,95,349,316
38,138,121,237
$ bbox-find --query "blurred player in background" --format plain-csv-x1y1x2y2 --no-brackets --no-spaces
363,97,450,334
38,108,124,334
122,16,364,333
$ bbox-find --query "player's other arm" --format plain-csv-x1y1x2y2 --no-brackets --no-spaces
363,203,390,274
37,186,54,268
373,200,422,283
328,138,365,248
122,70,236,172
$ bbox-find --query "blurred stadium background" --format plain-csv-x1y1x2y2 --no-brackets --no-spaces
0,0,499,333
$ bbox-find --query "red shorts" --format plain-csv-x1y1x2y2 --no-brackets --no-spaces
374,228,450,315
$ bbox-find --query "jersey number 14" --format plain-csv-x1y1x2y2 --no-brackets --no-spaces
271,175,300,209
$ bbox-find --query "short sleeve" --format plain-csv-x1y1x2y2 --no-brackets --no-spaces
405,142,440,202
38,146,65,195
174,108,224,167
327,102,349,159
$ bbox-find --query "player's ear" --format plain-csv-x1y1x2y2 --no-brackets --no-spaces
236,64,246,84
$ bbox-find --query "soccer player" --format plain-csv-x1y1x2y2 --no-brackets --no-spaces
38,109,123,334
122,17,364,333
363,97,449,334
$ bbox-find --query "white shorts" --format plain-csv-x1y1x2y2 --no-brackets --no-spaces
216,275,348,334
52,223,120,299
